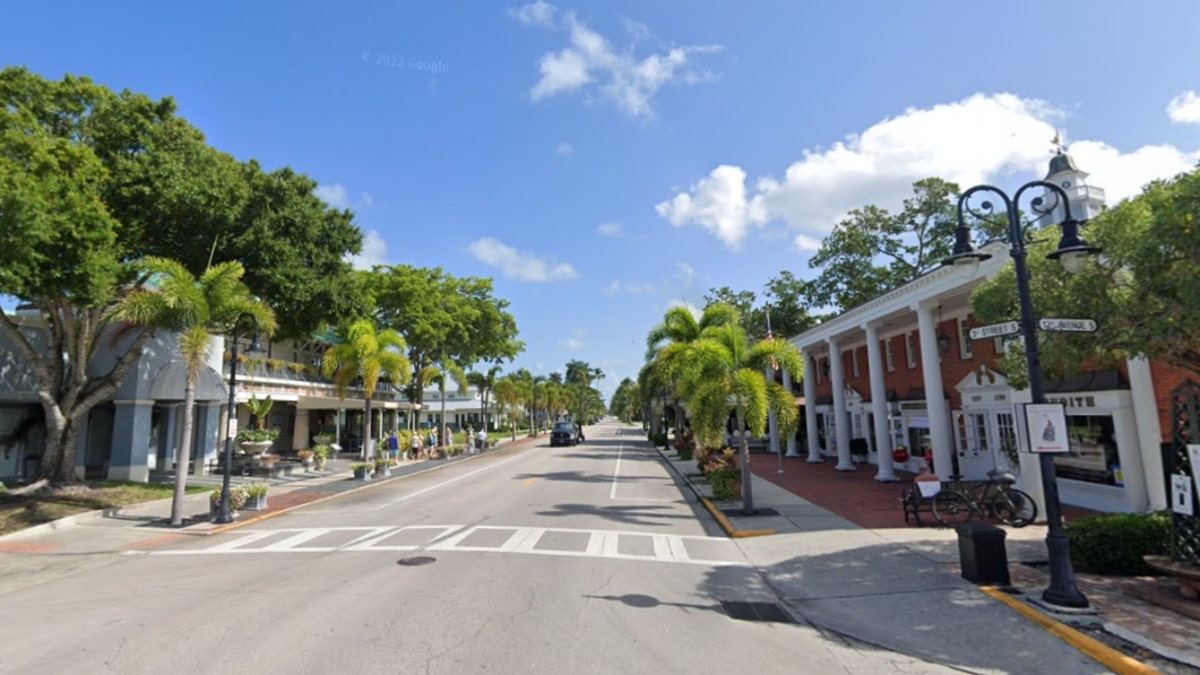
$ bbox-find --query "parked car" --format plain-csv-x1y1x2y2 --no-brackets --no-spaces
550,421,578,447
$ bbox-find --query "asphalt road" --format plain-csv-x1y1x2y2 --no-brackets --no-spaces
2,421,967,674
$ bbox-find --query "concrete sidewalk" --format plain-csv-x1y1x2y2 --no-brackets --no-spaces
657,443,1199,674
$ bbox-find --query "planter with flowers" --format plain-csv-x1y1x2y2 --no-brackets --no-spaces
297,449,315,469
892,446,910,470
209,485,248,520
704,448,742,501
351,462,373,481
238,394,280,456
374,458,392,477
243,482,270,510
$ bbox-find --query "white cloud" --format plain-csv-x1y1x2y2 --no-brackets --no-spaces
674,262,695,288
655,164,767,250
1168,91,1200,125
555,141,574,156
466,237,578,282
793,234,822,252
517,10,722,119
656,92,1200,250
508,1,557,28
557,330,586,349
347,230,389,270
602,279,657,295
665,299,700,318
596,222,622,236
602,280,620,296
316,182,374,210
316,183,349,208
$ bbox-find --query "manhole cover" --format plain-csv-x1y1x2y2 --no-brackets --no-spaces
720,600,793,623
397,556,437,566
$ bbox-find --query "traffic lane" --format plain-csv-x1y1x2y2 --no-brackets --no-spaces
248,425,716,538
0,537,961,675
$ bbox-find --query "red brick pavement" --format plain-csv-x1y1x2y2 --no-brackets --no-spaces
749,455,1100,529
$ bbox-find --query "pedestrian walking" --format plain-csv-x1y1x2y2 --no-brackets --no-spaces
477,427,487,453
409,430,421,460
424,429,436,458
386,430,399,460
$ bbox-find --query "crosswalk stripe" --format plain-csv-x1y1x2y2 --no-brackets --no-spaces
153,524,747,567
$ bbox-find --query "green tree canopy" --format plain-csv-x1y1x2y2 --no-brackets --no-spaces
972,163,1200,384
806,178,988,313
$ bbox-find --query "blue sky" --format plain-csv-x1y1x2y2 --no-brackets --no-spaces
3,1,1199,401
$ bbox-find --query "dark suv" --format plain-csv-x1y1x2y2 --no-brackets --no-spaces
550,421,578,447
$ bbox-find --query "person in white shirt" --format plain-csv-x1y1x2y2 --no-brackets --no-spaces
476,428,487,453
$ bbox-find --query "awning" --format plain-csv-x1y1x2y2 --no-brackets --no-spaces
294,396,422,411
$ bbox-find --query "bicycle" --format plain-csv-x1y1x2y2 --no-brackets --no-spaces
930,469,1037,528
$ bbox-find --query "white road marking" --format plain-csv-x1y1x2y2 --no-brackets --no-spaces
609,439,678,503
152,524,746,567
368,446,535,511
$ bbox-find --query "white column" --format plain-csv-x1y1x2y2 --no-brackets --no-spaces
915,302,953,477
292,408,310,451
803,348,822,463
783,369,799,457
1126,356,1164,510
829,337,854,471
766,364,780,456
864,322,897,482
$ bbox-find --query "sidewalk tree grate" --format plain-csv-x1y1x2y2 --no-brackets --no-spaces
720,601,793,623
397,556,437,566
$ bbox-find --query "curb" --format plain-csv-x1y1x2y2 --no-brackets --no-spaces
979,586,1159,675
652,444,776,539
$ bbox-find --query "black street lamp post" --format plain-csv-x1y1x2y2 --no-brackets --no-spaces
216,313,262,525
944,180,1099,608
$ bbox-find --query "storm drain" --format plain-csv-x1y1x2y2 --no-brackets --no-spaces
719,507,781,518
720,600,794,623
396,556,437,566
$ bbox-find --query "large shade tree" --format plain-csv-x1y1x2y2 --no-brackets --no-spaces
366,265,522,413
972,163,1200,384
0,67,364,482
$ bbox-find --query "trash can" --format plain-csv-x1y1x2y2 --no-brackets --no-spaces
955,523,1010,585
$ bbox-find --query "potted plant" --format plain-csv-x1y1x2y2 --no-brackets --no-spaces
297,449,315,469
312,424,336,446
209,485,248,520
374,457,392,477
351,462,373,481
238,394,279,456
312,445,330,470
892,445,910,464
255,453,281,470
243,482,269,510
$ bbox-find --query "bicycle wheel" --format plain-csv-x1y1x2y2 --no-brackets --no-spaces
932,490,975,527
994,488,1038,527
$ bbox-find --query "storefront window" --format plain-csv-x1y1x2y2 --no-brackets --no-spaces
1052,415,1119,485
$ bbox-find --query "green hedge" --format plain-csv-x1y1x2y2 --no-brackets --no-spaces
1065,511,1170,575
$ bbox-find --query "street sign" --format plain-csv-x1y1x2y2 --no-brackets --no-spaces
1038,318,1097,333
968,321,1021,341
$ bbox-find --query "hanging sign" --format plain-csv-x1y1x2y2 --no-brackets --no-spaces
1173,474,1195,516
1024,403,1070,453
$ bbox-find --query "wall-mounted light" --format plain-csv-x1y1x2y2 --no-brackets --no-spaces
820,360,831,378
936,305,952,356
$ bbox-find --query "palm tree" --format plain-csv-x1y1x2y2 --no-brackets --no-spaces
492,376,521,441
671,309,802,514
321,320,412,461
430,355,468,446
646,304,739,435
467,365,503,433
114,257,274,525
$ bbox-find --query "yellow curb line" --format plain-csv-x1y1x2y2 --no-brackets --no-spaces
979,586,1160,675
699,496,775,539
